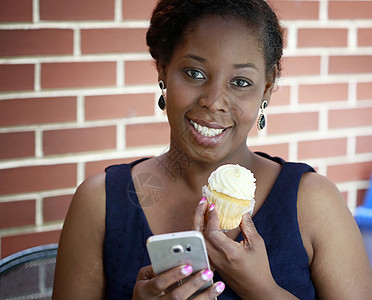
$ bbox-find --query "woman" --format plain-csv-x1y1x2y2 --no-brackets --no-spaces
53,0,372,299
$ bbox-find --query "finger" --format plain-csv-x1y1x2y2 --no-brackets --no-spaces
240,213,262,248
147,265,193,296
136,265,155,281
205,203,220,232
203,204,236,256
133,265,157,299
165,269,216,299
193,197,208,231
193,281,226,299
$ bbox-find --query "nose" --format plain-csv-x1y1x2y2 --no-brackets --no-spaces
198,82,229,113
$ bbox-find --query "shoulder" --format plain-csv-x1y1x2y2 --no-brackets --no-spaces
53,173,107,299
71,173,106,220
297,171,351,250
297,171,352,243
298,171,344,215
76,172,106,195
61,172,107,246
297,172,372,299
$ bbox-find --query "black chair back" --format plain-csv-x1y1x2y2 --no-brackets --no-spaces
0,244,58,300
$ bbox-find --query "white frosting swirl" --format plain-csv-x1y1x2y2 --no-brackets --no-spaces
208,164,256,200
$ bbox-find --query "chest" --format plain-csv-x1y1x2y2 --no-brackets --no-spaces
139,186,201,234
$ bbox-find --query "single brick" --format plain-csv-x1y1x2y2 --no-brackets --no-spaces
0,200,36,229
0,97,76,126
271,1,319,20
43,126,116,155
126,122,170,147
281,56,321,77
0,131,35,159
297,138,347,160
327,161,372,183
357,82,372,100
297,28,348,48
85,94,155,120
328,107,372,129
81,28,148,54
356,135,372,154
122,0,158,19
1,230,61,258
0,164,77,195
329,55,372,74
267,112,319,135
41,62,116,89
0,29,73,57
298,83,348,103
358,28,372,47
0,0,32,22
40,0,114,21
329,1,372,19
0,64,34,92
124,60,158,85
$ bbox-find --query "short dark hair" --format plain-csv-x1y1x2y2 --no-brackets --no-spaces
146,0,284,80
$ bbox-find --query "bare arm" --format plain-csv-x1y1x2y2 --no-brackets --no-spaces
52,173,106,300
298,172,372,300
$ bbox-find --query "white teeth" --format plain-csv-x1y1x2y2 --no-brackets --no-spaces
190,120,224,137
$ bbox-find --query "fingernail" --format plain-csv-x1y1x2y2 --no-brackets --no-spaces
201,269,213,280
209,204,215,212
199,197,206,205
181,265,193,275
215,282,225,293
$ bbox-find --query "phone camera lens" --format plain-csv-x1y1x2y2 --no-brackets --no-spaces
185,245,192,252
170,245,184,254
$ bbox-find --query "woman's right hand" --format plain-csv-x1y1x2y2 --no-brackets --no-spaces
132,265,225,299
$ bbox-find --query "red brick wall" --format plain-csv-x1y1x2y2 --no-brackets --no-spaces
0,0,371,258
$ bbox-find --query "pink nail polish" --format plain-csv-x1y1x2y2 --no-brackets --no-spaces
215,282,225,293
201,269,213,281
209,203,215,211
181,265,193,275
199,197,206,204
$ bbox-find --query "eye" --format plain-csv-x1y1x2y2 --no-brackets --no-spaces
230,78,251,88
186,69,205,79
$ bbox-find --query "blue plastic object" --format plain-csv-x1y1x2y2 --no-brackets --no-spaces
354,172,372,266
355,172,372,230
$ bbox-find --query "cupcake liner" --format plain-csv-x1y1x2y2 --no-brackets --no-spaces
202,185,255,230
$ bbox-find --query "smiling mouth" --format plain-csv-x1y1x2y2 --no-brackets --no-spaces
190,120,226,137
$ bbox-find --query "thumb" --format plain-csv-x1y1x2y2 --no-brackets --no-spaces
240,213,261,248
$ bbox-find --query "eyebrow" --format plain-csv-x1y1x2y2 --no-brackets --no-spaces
183,54,259,71
183,54,206,63
233,63,259,71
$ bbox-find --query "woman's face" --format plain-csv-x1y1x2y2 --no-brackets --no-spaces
161,15,274,163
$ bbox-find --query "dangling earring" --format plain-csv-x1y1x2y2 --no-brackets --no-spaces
158,80,166,110
257,99,268,131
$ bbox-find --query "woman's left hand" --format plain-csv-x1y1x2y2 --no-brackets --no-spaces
193,198,285,299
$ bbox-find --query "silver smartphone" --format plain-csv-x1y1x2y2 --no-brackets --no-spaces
146,230,213,297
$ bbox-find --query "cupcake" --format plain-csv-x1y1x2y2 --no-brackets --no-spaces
202,164,256,230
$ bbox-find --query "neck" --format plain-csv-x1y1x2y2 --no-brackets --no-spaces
158,141,255,192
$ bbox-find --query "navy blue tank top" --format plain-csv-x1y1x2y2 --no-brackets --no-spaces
104,153,316,299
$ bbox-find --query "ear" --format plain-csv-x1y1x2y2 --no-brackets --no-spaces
157,63,167,87
263,66,278,105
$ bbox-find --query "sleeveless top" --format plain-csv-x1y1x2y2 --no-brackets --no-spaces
104,153,316,299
